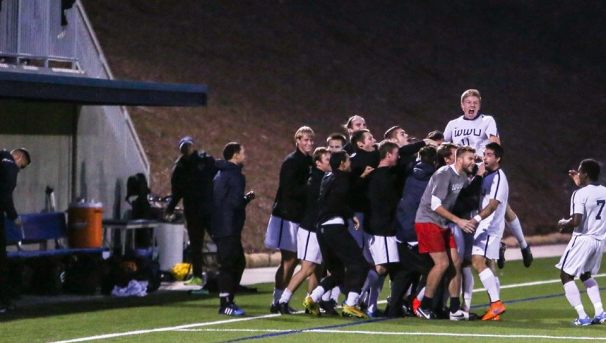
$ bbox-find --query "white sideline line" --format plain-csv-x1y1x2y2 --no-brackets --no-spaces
50,274,606,343
471,273,606,293
178,328,606,340
49,314,281,343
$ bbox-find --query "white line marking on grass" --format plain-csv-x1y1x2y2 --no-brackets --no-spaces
472,273,606,293
51,273,606,343
49,314,281,343
177,328,606,340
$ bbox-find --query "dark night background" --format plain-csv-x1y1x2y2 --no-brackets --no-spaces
84,0,606,251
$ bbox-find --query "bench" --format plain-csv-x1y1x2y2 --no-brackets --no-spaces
5,212,108,258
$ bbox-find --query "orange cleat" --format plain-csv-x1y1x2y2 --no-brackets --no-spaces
481,300,506,321
412,297,420,314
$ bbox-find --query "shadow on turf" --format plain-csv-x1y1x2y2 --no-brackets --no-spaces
0,289,268,323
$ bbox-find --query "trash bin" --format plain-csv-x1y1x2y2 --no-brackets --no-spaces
68,200,103,248
156,222,185,271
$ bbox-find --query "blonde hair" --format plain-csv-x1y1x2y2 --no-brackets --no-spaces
460,89,482,103
295,126,315,141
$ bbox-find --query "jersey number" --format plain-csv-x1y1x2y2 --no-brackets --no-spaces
462,138,470,146
597,200,606,220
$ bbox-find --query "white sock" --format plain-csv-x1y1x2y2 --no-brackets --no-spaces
345,291,360,307
564,281,588,318
367,275,385,312
495,275,501,294
417,286,426,301
479,269,500,302
584,278,604,315
273,289,283,305
330,286,340,302
507,217,527,249
462,267,474,311
321,288,332,302
361,270,379,294
310,286,326,303
279,289,293,304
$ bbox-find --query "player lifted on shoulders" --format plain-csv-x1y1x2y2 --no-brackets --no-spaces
556,159,606,326
443,89,533,268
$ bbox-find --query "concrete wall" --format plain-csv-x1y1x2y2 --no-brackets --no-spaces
0,100,75,213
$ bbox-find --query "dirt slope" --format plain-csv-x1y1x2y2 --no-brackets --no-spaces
83,0,606,251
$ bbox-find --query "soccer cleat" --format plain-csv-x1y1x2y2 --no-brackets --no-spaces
184,276,204,286
497,242,507,269
278,302,294,314
491,315,501,321
573,316,592,326
449,309,470,321
303,295,321,316
219,303,245,316
270,303,279,313
365,309,385,318
415,307,436,320
593,312,606,324
468,312,480,321
521,246,533,268
481,300,506,320
0,302,16,314
341,304,368,319
319,300,339,316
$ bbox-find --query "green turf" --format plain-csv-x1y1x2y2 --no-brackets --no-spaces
2,256,606,343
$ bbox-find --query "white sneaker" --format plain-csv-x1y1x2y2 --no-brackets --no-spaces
449,309,470,321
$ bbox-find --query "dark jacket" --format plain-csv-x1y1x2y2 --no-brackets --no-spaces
350,149,380,213
210,160,250,238
0,150,19,220
317,170,354,224
299,167,325,232
452,174,483,218
166,150,217,215
395,161,435,243
365,166,401,236
271,149,312,222
395,141,427,193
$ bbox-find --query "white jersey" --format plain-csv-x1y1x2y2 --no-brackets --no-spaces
443,114,498,155
476,168,509,235
570,184,606,241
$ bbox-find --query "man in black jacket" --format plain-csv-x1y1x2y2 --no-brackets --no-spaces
211,142,254,316
277,147,331,314
0,148,31,313
165,136,217,287
303,151,370,319
265,126,314,312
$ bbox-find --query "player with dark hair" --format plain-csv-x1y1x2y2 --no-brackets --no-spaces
556,158,606,326
303,151,370,319
342,115,367,154
211,142,255,316
326,133,347,153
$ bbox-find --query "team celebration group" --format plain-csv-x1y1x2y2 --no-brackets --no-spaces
260,89,606,325
165,88,606,326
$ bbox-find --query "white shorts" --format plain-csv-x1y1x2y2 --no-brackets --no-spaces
449,223,474,261
472,228,502,260
348,212,374,263
556,235,604,277
366,235,400,265
296,229,322,264
264,215,298,253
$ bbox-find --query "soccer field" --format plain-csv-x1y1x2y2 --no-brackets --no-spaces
2,256,606,343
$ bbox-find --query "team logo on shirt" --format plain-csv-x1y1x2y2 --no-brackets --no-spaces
453,128,482,137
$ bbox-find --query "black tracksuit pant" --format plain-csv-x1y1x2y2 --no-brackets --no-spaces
184,206,211,278
388,242,433,317
215,235,246,299
317,223,369,295
0,212,9,305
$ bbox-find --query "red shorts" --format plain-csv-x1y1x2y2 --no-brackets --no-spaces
415,222,456,253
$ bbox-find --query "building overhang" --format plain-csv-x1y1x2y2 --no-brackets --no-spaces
0,69,207,106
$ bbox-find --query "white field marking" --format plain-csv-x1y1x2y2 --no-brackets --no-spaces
49,314,281,343
470,273,606,293
50,274,606,343
177,328,606,340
